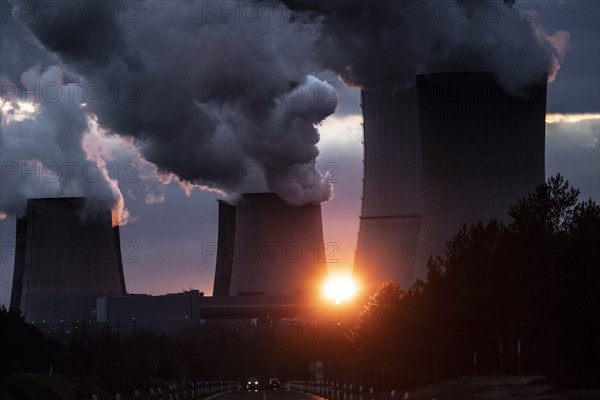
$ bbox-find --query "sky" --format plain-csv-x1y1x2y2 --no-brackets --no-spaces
1,0,599,306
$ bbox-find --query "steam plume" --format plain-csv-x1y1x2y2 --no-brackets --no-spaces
8,0,338,207
3,0,570,213
282,0,569,90
0,65,126,221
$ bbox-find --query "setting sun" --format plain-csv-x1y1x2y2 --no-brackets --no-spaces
324,276,358,304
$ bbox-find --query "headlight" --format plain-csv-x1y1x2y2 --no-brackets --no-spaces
254,381,258,384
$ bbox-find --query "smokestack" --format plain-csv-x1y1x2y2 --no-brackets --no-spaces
212,200,236,296
217,193,328,296
353,85,422,292
10,197,126,322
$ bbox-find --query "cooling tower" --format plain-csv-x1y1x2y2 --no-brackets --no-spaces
354,72,546,290
10,197,126,323
353,85,422,292
417,72,546,271
219,193,328,296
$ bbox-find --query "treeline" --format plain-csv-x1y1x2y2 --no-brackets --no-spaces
348,174,600,389
0,306,63,375
0,307,355,392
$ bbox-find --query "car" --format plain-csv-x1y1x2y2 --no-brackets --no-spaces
269,378,281,390
246,377,260,391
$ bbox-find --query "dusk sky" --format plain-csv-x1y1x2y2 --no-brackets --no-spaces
1,0,599,306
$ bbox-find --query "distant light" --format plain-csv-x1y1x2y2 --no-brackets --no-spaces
324,276,357,304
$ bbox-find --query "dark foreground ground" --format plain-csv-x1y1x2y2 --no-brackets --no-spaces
1,374,600,400
374,375,600,400
0,373,117,399
0,373,230,400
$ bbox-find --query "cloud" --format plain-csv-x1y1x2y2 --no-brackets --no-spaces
546,113,600,124
546,115,600,201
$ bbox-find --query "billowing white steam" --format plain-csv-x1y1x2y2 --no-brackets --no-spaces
0,65,127,222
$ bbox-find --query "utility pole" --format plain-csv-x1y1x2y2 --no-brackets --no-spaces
499,344,503,374
517,340,521,376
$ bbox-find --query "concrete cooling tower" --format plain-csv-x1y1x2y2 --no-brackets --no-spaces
353,85,422,293
417,72,546,271
10,197,126,323
214,193,328,296
354,72,546,290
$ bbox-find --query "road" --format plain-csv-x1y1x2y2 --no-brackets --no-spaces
213,390,321,400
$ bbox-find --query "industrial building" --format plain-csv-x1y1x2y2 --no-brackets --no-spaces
96,290,319,332
215,193,328,297
10,197,126,323
354,72,547,291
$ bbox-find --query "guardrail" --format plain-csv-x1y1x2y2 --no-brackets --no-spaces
289,381,408,400
91,380,241,400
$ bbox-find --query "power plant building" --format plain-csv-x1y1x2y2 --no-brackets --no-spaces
214,193,328,297
8,72,546,325
10,197,126,323
354,72,546,290
96,291,319,332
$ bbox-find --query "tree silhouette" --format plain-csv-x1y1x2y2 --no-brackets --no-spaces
350,175,600,388
509,173,579,236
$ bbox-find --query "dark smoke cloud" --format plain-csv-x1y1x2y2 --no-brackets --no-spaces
282,0,566,90
8,0,337,206
4,0,568,212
